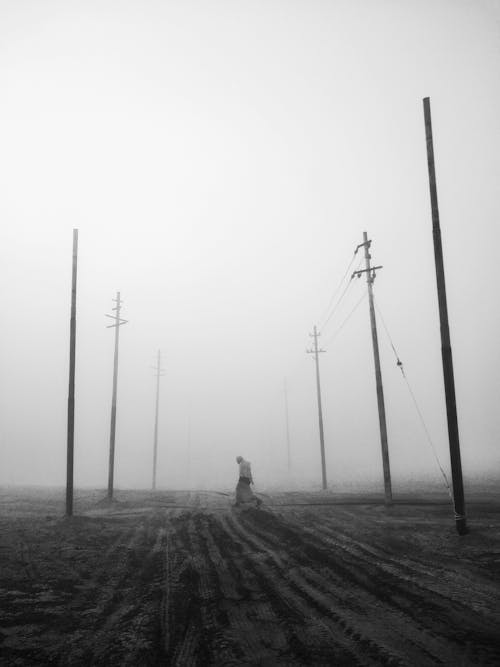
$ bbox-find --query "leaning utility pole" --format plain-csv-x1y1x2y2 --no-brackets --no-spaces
423,97,467,535
353,233,392,504
105,292,128,501
307,326,327,489
152,349,165,491
284,378,291,473
66,229,78,517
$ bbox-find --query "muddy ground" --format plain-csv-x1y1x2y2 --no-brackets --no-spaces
1,487,500,666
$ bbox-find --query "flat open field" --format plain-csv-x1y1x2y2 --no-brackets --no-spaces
1,487,500,666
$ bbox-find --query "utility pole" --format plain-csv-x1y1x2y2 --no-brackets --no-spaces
187,410,191,489
284,378,291,473
307,326,327,490
423,97,467,535
105,292,128,501
353,233,392,504
66,229,78,517
152,349,165,491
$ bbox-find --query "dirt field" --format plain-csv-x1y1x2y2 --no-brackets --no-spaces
1,487,500,666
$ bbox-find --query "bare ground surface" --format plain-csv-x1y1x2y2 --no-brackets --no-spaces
1,487,500,666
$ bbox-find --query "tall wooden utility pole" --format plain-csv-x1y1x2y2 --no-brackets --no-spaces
152,349,165,491
284,378,291,473
106,292,128,501
66,229,78,516
307,326,327,489
423,97,467,535
353,233,392,504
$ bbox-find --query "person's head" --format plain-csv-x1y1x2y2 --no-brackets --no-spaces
236,456,243,464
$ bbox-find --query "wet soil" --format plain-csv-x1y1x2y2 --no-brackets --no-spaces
1,487,500,665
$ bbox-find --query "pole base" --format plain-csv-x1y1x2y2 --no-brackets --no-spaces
455,516,468,535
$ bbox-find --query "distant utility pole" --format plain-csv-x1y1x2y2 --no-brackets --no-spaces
284,378,291,473
187,410,191,488
152,350,165,491
423,97,467,535
66,229,78,517
353,233,392,505
105,292,128,501
307,326,327,490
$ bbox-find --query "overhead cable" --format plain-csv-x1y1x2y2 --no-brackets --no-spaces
319,255,363,333
317,252,358,331
322,290,367,348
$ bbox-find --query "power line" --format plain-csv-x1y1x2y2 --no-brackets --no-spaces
317,252,358,330
322,290,367,348
320,271,358,332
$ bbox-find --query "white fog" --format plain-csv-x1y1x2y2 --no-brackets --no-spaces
1,0,499,496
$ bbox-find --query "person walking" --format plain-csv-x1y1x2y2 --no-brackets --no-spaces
235,456,262,507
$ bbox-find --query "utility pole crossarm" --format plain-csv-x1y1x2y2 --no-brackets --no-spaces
354,239,371,254
105,314,129,326
352,266,383,279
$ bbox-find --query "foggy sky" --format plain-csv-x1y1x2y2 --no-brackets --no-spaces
1,0,499,493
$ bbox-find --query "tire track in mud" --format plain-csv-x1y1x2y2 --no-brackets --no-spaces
218,511,374,665
199,514,289,665
161,511,201,664
88,517,168,667
62,503,499,666
3,493,500,666
161,510,309,665
58,514,168,666
310,511,499,614
297,508,500,645
243,521,450,652
1,518,144,665
162,511,253,666
186,508,420,665
232,508,423,664
236,507,500,665
181,516,240,665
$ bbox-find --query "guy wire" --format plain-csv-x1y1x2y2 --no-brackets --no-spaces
373,297,454,502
